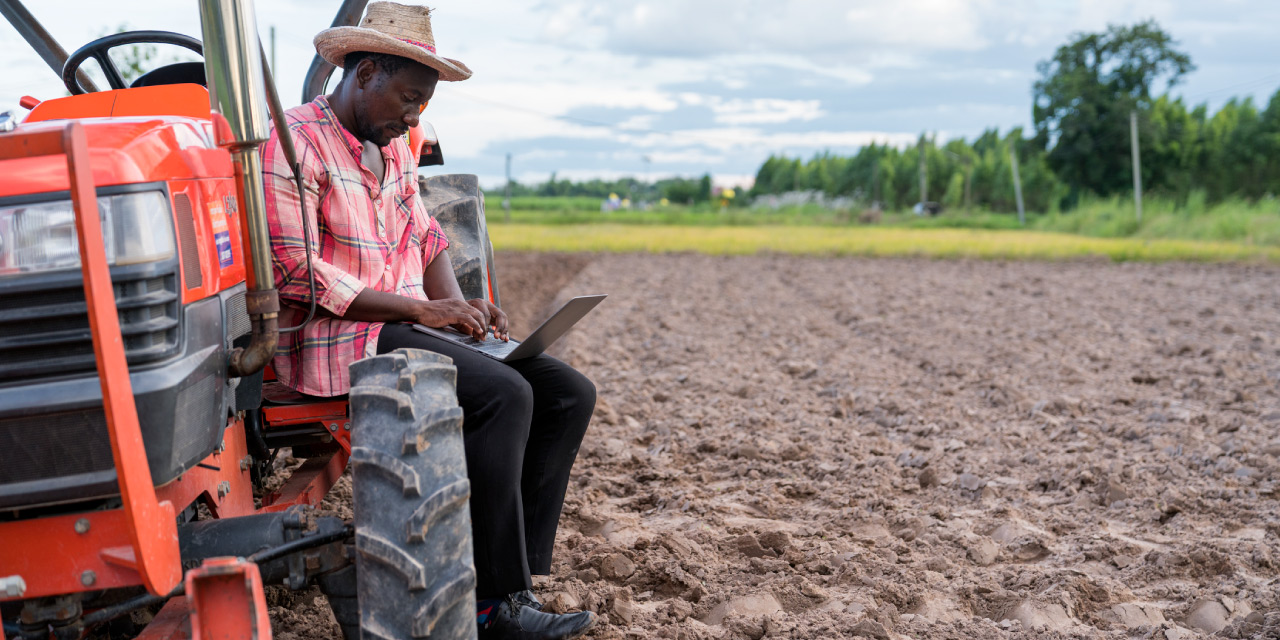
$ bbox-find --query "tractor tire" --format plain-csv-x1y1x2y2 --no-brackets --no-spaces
347,348,477,640
418,174,501,307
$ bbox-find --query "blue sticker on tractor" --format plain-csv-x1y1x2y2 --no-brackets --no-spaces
216,231,233,268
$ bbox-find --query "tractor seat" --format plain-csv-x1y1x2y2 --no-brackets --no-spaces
261,380,347,406
131,61,206,88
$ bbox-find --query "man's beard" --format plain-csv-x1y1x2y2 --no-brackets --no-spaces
353,111,392,147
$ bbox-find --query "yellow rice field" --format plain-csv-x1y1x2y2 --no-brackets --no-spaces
490,224,1280,262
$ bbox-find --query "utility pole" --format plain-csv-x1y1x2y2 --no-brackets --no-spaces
503,152,512,223
269,26,276,73
1130,110,1143,224
1009,144,1025,225
917,137,927,205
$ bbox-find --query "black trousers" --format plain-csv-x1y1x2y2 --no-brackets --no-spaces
375,323,595,598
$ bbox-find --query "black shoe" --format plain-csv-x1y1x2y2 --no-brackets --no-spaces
478,594,596,640
512,589,543,611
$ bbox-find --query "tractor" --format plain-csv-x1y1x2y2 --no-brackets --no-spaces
0,0,498,638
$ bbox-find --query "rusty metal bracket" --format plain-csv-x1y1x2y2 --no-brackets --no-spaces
244,289,280,315
184,558,272,640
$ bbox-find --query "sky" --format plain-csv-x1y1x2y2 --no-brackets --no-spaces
2,0,1278,190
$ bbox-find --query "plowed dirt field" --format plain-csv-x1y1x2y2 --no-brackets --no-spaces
276,252,1280,639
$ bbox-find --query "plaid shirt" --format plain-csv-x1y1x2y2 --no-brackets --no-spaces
263,95,449,397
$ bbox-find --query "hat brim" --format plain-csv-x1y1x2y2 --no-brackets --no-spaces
314,26,472,82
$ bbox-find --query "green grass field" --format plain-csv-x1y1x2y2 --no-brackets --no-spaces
483,194,1280,250
481,193,1280,261
489,224,1280,263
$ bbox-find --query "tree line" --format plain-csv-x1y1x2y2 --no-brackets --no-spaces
507,172,714,203
751,21,1280,213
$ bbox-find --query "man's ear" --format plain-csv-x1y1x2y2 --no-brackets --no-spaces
354,58,379,90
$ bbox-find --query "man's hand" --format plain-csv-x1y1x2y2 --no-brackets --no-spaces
466,298,509,341
414,299,488,339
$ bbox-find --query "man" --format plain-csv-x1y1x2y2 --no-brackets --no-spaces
262,4,596,639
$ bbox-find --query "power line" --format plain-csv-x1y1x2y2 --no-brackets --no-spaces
1180,71,1280,103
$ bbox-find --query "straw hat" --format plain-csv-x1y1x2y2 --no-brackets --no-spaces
314,2,471,82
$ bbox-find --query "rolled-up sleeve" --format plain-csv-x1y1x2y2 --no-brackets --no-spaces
421,214,449,267
263,129,366,316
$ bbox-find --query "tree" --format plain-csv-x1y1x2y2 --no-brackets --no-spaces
697,174,713,203
1260,89,1280,196
662,177,701,204
1145,95,1203,200
1032,20,1194,201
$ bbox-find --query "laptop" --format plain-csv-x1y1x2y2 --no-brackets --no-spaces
412,294,606,362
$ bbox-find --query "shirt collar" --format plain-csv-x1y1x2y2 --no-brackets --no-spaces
313,95,365,160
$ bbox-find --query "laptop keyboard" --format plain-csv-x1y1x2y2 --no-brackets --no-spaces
460,335,519,357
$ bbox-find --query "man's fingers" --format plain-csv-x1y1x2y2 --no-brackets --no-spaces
471,299,492,327
462,305,487,338
491,306,510,339
425,300,494,339
463,299,494,336
459,315,483,335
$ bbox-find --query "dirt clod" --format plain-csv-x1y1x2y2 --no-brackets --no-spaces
850,619,889,639
757,530,792,554
1099,477,1129,505
957,473,986,491
1184,599,1230,633
967,537,999,566
608,590,635,625
735,534,770,558
597,553,636,581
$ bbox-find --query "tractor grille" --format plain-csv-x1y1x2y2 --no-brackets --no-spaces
0,267,181,383
226,289,251,340
0,409,115,484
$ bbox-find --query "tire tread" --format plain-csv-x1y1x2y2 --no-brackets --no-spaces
346,348,478,639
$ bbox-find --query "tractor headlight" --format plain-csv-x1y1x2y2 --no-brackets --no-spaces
0,191,175,276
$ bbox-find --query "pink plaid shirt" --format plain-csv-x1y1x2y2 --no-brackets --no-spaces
264,96,448,397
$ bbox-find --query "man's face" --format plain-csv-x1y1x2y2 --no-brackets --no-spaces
352,60,439,148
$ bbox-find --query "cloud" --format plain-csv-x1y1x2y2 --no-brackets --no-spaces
617,114,659,130
642,149,726,165
534,0,988,62
707,98,825,125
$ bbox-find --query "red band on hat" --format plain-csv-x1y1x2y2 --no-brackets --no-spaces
397,37,437,53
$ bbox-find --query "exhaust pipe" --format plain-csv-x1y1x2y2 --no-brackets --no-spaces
199,0,279,377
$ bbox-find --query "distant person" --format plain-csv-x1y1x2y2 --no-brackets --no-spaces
263,3,597,638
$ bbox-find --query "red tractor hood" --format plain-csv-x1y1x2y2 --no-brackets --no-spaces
0,116,232,199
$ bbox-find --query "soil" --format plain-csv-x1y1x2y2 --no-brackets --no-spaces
274,252,1280,639
492,251,596,339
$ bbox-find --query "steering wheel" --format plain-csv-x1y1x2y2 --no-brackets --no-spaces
63,30,203,95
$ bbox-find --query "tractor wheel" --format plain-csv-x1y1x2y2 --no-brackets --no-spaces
345,348,477,639
418,174,501,307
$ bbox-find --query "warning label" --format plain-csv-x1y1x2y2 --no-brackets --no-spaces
210,201,233,269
